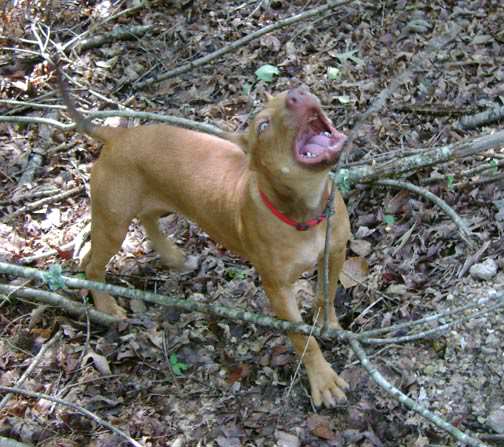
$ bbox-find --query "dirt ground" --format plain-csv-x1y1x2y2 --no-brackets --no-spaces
0,1,503,446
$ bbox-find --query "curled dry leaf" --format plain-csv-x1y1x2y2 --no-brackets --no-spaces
82,350,111,375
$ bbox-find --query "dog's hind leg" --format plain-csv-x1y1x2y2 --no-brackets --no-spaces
139,212,198,273
84,212,131,318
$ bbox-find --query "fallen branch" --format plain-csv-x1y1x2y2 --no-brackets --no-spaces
0,187,59,205
1,186,85,222
376,178,474,247
79,25,153,51
349,338,488,447
18,147,47,186
0,261,349,341
0,283,120,326
135,0,351,88
1,262,503,345
1,110,224,137
333,129,504,188
0,263,501,445
0,386,144,447
0,330,62,409
60,0,148,52
459,105,504,129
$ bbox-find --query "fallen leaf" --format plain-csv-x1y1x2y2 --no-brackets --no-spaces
307,414,334,440
83,350,111,375
340,256,369,288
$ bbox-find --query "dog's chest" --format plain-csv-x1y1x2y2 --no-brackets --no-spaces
284,229,326,276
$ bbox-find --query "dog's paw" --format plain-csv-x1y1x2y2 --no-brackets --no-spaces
307,360,349,408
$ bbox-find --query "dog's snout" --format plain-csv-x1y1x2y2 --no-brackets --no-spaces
286,85,318,110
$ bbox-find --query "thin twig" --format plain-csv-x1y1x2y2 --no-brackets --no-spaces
285,308,320,402
0,99,65,110
1,110,224,137
61,0,147,52
358,291,502,338
2,186,85,222
0,330,62,409
376,178,474,248
0,386,144,447
135,0,351,88
79,25,153,50
361,300,504,345
348,338,488,447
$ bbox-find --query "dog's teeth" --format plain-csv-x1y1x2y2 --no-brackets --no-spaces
323,131,331,136
304,151,317,158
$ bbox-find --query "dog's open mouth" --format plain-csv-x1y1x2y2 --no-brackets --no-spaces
294,112,346,166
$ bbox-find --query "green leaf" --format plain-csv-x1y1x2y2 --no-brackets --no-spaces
447,175,454,190
242,82,252,96
327,66,341,80
225,267,247,280
255,64,279,82
42,264,65,291
383,214,396,225
169,353,189,376
490,159,498,175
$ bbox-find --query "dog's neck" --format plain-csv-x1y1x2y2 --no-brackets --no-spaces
255,170,330,223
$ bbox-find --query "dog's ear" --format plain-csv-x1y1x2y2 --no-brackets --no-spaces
222,131,250,153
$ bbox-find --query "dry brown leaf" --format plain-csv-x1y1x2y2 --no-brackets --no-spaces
339,256,369,289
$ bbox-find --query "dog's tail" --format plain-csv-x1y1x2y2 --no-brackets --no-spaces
55,64,115,143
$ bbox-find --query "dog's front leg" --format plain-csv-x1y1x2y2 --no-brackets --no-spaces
262,280,348,407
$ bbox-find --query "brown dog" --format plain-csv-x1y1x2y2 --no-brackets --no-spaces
61,81,350,407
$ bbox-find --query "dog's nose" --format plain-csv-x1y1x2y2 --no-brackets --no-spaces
286,85,318,110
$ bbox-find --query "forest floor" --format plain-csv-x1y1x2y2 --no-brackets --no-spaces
0,1,503,446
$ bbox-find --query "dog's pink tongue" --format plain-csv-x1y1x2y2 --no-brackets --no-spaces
304,133,332,153
307,133,332,147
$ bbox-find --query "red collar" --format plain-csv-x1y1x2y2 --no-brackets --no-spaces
259,189,331,231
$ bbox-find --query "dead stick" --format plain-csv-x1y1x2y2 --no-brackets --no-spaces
0,261,348,341
376,178,474,247
349,338,488,447
0,283,120,326
79,25,153,51
0,386,144,447
333,129,504,188
459,105,504,130
0,330,62,409
135,0,351,88
2,186,85,222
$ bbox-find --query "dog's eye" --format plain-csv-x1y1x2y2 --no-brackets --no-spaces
257,120,270,135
